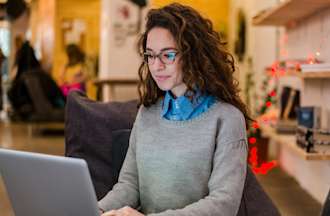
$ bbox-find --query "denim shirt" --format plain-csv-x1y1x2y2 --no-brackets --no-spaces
161,90,216,121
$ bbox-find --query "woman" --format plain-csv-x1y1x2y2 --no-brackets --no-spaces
99,3,251,216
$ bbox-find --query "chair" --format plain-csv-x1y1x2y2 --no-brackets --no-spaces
65,90,138,199
65,90,280,215
321,189,330,216
8,70,65,122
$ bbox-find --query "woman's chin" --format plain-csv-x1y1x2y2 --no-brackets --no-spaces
155,83,171,92
158,86,170,92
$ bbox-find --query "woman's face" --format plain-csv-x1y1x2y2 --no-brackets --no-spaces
145,27,187,97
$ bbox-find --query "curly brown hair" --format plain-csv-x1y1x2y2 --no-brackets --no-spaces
137,3,252,126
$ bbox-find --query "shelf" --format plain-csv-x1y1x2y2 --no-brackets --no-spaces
93,76,139,86
260,123,330,160
282,68,330,79
300,71,330,79
253,0,330,26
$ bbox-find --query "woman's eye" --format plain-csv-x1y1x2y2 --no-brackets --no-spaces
164,52,176,60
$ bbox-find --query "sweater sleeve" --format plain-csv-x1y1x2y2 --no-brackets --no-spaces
148,114,248,216
98,119,140,211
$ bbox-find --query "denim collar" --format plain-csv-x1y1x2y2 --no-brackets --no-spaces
161,90,205,120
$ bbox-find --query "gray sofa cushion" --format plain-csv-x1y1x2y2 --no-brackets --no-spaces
237,167,280,215
321,189,330,216
65,90,138,200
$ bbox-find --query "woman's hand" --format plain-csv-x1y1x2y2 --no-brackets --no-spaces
101,206,144,216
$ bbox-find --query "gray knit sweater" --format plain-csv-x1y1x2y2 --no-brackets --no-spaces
98,99,248,216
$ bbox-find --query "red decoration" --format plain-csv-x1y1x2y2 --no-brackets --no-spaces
248,62,279,175
249,147,258,167
249,137,257,144
252,122,259,129
252,161,278,175
119,6,130,19
269,90,276,97
248,143,277,175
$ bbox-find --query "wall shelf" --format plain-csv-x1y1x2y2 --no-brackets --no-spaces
253,0,330,26
283,69,330,79
93,76,139,101
260,123,330,160
299,71,330,79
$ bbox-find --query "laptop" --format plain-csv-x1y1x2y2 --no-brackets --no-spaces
0,148,100,216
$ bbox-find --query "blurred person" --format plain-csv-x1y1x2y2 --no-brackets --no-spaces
12,40,40,82
7,41,64,120
59,43,89,97
0,48,6,111
10,35,24,81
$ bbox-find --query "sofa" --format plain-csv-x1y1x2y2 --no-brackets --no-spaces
65,90,280,216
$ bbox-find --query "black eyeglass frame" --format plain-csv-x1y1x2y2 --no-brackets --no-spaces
143,50,179,65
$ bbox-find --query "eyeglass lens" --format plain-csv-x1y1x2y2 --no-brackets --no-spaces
144,50,178,65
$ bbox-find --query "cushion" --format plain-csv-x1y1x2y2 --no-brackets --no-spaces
65,90,138,200
237,167,280,216
321,189,330,216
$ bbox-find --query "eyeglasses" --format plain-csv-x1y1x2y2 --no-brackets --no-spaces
143,50,179,65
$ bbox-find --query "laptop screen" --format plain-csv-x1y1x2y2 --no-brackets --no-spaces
0,149,99,216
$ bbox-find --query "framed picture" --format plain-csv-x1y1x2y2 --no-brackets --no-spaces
61,18,86,50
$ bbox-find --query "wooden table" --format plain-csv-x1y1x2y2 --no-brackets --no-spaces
94,77,139,101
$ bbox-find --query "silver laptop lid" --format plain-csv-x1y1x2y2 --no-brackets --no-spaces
0,148,99,216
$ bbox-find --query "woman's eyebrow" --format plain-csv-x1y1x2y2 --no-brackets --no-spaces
161,47,177,51
146,47,177,52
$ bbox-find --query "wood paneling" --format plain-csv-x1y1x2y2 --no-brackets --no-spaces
53,0,100,99
151,0,229,34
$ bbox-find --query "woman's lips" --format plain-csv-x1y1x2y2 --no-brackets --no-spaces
155,75,170,82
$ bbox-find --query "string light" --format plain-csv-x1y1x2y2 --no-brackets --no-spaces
252,122,259,129
270,90,276,97
266,101,272,107
247,68,278,175
249,137,257,144
252,161,278,175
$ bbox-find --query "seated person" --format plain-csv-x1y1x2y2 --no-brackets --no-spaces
8,41,64,121
98,3,254,216
59,44,88,97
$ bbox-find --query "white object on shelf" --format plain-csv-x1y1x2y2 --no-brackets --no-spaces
301,68,330,72
300,63,330,72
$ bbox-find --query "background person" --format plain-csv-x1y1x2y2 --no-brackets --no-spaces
59,43,88,97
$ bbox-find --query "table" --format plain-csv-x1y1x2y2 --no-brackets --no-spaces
94,76,139,101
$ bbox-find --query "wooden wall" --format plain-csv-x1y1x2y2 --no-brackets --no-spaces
151,0,229,35
53,0,100,79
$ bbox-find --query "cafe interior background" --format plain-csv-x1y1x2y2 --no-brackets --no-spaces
1,0,330,215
